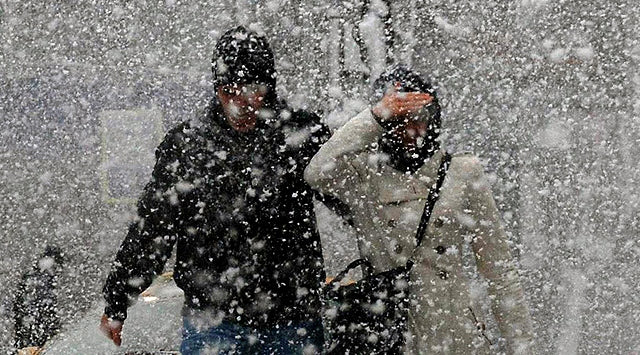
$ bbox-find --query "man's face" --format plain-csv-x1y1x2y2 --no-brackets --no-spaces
217,83,268,133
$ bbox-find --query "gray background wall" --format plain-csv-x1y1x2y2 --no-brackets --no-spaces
1,0,638,353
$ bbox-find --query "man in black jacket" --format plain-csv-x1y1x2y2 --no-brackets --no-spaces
100,26,329,354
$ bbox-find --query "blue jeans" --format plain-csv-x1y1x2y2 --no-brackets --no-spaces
180,317,324,355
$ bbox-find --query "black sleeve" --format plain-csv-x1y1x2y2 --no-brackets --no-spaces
102,129,185,321
13,272,32,348
289,110,331,176
275,111,329,307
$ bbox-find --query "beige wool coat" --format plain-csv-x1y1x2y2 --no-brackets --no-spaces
305,109,534,354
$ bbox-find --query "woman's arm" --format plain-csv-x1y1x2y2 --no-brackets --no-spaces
463,157,535,354
304,109,383,201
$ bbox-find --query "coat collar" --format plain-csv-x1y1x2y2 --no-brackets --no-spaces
373,148,446,205
413,148,445,187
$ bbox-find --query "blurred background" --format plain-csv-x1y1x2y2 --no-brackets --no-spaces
1,0,639,353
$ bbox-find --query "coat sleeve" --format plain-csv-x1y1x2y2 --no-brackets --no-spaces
462,157,535,354
304,109,383,202
102,129,185,322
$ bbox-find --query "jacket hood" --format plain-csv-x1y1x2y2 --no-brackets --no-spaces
212,26,277,91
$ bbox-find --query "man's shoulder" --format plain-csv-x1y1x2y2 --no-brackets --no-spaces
165,120,192,136
282,108,323,133
156,120,216,156
281,108,329,153
166,118,221,142
158,121,189,148
285,108,321,125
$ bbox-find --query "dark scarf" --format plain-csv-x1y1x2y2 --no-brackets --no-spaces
379,130,440,173
378,105,441,173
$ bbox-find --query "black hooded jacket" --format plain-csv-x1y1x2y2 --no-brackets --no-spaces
102,98,330,328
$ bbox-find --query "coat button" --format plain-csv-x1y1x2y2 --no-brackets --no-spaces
435,245,446,254
438,270,448,280
387,219,398,228
433,217,445,228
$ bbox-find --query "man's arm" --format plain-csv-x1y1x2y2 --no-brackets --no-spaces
284,110,355,225
462,157,535,354
101,128,186,344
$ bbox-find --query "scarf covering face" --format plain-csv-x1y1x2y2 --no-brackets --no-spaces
378,105,441,173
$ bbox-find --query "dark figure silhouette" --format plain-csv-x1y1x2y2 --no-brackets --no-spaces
13,246,64,350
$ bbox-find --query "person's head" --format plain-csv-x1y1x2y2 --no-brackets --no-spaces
212,26,277,132
38,245,64,272
373,65,442,172
372,65,441,148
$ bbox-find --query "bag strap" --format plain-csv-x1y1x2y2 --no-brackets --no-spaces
406,152,451,270
327,152,451,284
415,152,451,248
326,258,374,287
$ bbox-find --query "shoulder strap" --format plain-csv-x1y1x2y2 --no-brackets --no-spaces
326,258,374,287
327,152,452,281
407,152,451,269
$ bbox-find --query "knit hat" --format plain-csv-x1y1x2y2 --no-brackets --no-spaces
212,26,277,90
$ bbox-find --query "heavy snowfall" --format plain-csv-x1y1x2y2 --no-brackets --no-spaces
1,0,639,354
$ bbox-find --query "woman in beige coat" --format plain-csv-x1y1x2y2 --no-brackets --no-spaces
305,67,534,354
